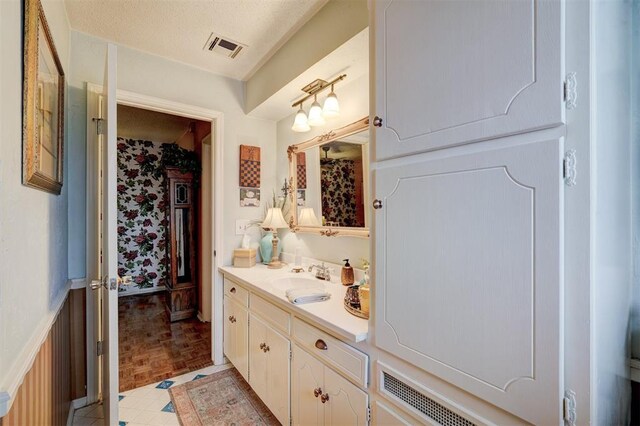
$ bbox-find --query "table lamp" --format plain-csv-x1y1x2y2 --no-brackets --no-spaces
261,207,289,269
298,207,320,226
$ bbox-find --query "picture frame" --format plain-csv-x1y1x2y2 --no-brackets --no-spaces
22,0,65,194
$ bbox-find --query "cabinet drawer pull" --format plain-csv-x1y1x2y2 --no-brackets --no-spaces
228,315,236,323
313,387,322,397
315,339,328,350
230,287,236,294
320,393,330,403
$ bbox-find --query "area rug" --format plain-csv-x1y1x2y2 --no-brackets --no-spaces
168,367,279,425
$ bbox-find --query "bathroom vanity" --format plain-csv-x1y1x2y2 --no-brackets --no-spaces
219,265,370,426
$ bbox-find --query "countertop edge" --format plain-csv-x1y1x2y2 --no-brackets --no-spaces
219,267,368,343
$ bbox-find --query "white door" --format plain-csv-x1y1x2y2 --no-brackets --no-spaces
373,0,564,160
100,43,119,424
374,137,563,424
292,345,324,426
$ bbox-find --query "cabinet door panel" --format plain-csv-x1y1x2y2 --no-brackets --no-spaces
374,0,563,160
324,366,369,426
248,313,268,402
374,138,563,424
223,296,233,362
234,304,249,382
266,327,290,426
292,345,324,426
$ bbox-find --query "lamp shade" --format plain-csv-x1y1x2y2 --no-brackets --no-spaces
307,99,326,127
322,91,340,118
298,207,320,226
291,107,310,132
262,208,289,230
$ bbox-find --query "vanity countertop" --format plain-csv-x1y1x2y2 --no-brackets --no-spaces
219,264,369,343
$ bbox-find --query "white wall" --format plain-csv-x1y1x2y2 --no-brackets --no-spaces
592,1,634,423
0,0,70,390
66,30,277,277
630,0,640,360
276,74,370,266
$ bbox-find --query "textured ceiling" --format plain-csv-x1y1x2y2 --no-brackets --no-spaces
118,104,202,144
64,0,328,80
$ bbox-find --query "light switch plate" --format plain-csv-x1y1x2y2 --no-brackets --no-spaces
235,219,250,235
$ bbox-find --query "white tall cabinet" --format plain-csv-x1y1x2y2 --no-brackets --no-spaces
371,1,634,425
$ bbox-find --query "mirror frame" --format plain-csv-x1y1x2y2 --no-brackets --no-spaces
287,116,370,238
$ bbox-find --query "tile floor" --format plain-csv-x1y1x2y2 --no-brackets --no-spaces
73,363,232,426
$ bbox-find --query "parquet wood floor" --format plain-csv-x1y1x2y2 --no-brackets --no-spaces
118,292,212,392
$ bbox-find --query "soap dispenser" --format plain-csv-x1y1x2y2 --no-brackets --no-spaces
341,259,354,286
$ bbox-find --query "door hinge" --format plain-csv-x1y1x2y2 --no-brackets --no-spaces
563,390,577,425
289,349,292,360
564,72,577,109
214,250,217,257
92,117,105,135
563,149,577,186
367,405,371,424
96,340,104,356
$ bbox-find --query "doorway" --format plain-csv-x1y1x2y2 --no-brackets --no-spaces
85,84,225,405
116,105,212,391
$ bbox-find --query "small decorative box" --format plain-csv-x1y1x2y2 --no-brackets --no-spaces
233,248,256,268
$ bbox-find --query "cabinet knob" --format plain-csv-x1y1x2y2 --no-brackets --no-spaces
259,342,266,349
263,345,270,353
320,393,330,404
373,199,383,209
230,287,236,294
313,387,323,398
228,315,236,323
373,116,383,127
315,339,328,351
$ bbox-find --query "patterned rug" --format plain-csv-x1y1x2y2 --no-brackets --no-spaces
168,367,279,425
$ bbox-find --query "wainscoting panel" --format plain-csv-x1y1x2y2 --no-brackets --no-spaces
1,297,72,425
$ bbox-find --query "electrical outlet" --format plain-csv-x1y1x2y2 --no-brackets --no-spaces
235,219,250,235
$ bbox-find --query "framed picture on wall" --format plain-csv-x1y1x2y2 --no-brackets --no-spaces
22,0,65,194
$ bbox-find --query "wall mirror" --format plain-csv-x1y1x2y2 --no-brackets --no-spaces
288,117,369,238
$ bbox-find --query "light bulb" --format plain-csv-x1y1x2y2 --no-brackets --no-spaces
323,90,340,118
307,96,325,127
291,106,310,132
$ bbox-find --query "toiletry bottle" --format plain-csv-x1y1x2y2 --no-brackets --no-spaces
358,265,370,316
341,259,355,286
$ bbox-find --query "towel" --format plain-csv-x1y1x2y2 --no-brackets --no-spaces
286,288,331,305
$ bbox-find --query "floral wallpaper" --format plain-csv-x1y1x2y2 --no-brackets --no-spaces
320,159,361,227
117,138,168,296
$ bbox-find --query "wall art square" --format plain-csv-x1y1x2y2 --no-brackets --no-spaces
239,145,261,188
296,152,307,189
240,188,260,207
297,189,306,207
22,0,65,194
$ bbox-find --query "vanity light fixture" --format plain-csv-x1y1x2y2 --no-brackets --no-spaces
307,95,325,127
291,104,310,132
291,74,346,132
322,85,340,118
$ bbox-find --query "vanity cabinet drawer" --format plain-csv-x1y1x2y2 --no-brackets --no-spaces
293,318,368,388
251,294,290,334
224,278,248,307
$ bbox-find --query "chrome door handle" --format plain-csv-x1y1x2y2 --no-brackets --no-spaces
90,276,108,290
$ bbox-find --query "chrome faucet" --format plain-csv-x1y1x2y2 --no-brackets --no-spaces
308,263,332,281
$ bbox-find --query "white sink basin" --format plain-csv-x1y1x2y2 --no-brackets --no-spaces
268,276,325,293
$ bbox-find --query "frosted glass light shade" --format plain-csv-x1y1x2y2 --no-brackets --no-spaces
262,208,289,230
322,91,340,118
291,107,310,132
298,207,320,226
307,100,325,127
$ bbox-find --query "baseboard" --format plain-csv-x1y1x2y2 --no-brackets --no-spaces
66,401,75,426
118,285,166,297
72,397,87,409
0,281,71,417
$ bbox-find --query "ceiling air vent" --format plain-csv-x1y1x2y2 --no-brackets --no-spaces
203,32,246,59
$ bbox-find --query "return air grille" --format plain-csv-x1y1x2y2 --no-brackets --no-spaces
382,372,476,426
203,32,246,59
